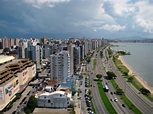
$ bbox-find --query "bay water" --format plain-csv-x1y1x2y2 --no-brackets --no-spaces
111,43,153,87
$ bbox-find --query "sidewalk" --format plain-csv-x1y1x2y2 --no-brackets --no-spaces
74,80,81,114
4,86,32,114
74,93,81,114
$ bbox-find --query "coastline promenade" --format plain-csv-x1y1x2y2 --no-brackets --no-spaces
118,56,153,94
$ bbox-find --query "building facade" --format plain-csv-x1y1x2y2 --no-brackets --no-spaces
37,91,72,108
50,51,70,82
0,55,36,111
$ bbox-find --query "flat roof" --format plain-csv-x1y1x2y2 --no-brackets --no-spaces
0,55,15,64
39,91,71,98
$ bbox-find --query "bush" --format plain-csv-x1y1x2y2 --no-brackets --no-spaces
140,87,151,95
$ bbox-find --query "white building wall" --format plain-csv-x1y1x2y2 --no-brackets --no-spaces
37,92,71,108
50,51,70,82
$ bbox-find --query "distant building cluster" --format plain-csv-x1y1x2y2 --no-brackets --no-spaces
0,37,107,111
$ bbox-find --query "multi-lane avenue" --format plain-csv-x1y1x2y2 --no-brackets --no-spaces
104,47,153,114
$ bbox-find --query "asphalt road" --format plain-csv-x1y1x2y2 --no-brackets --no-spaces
104,48,153,114
96,52,133,114
88,57,109,114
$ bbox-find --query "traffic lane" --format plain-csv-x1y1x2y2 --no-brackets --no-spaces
81,76,88,114
89,63,109,114
91,79,109,114
97,51,133,114
109,59,153,114
97,61,126,114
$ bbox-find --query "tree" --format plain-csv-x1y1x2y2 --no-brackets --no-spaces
123,72,128,76
116,88,124,95
3,48,10,54
24,96,37,114
106,71,117,79
140,87,151,95
96,74,102,80
128,76,134,82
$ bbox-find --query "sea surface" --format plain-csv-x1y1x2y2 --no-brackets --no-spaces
111,43,153,87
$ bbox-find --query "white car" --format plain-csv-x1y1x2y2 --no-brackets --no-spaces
114,98,118,102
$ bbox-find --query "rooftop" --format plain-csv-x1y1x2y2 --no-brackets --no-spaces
0,55,15,64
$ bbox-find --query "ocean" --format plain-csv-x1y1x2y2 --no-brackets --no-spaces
111,43,153,87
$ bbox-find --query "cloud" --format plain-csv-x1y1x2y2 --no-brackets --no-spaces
133,1,153,33
98,24,126,32
24,0,70,8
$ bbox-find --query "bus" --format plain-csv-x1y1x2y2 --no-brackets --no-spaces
104,85,109,92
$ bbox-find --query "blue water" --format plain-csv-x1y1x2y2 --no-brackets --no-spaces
111,43,153,87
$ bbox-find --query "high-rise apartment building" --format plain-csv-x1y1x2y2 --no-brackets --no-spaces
67,44,75,76
74,46,80,74
50,51,70,82
27,45,43,69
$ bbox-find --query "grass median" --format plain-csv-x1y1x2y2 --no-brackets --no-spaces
113,56,153,101
97,80,117,114
94,59,97,70
110,79,143,114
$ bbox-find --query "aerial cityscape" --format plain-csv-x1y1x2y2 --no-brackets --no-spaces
0,0,153,114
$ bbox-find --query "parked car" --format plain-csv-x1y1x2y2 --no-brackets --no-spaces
122,104,126,107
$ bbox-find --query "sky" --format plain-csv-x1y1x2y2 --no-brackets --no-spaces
1,0,153,39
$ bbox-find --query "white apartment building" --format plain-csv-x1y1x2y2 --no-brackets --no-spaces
68,44,75,76
43,44,52,59
27,45,43,69
37,91,72,108
50,51,70,82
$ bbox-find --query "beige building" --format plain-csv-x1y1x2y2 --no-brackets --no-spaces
0,55,36,111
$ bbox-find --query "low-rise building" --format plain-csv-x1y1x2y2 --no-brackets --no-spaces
37,91,72,108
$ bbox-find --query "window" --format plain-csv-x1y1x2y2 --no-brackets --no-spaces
48,100,50,103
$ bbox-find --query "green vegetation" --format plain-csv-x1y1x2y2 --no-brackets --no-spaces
86,55,92,63
72,90,77,96
94,59,97,70
117,51,131,55
97,80,117,114
3,94,21,111
91,101,97,114
140,87,151,95
24,96,37,114
68,104,75,114
106,71,117,79
96,74,103,80
127,76,134,82
113,56,129,75
100,50,103,58
107,48,113,58
116,88,124,95
110,79,143,114
113,56,153,101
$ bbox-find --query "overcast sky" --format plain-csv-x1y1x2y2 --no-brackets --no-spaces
1,0,153,39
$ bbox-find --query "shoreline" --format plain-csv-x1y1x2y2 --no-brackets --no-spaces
118,56,153,94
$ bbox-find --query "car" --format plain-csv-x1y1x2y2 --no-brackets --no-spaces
110,99,113,102
122,104,126,107
88,110,94,114
114,98,118,102
87,107,92,111
86,100,91,103
12,111,16,114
